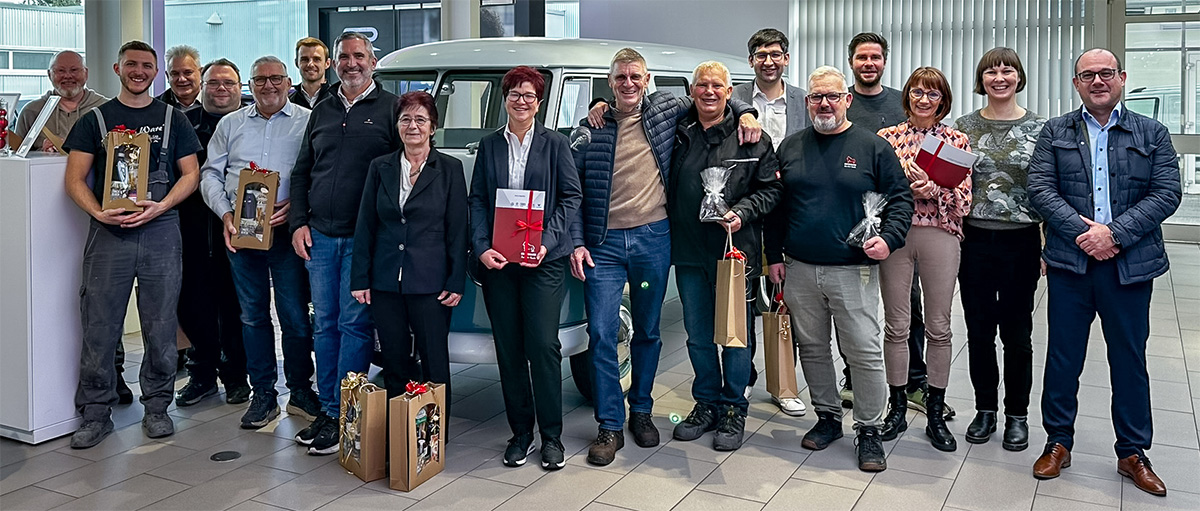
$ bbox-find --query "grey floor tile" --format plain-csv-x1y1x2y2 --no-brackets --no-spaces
406,475,522,511
887,443,967,479
253,456,365,511
52,421,163,462
582,503,635,511
565,432,660,476
141,465,298,511
0,485,75,510
762,478,861,511
457,364,501,381
791,437,875,491
1031,494,1118,511
944,458,1038,511
156,413,254,452
34,441,194,498
1151,381,1195,414
254,446,337,475
495,463,622,511
1121,479,1200,510
855,468,954,511
744,419,814,455
0,437,73,468
595,451,718,511
673,489,765,511
696,443,807,503
1148,356,1190,384
50,474,187,510
657,436,734,466
229,501,293,511
1035,472,1122,508
1152,409,1200,449
0,451,93,495
313,487,418,511
365,443,500,501
148,433,294,485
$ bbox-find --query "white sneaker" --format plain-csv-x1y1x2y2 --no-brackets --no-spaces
744,386,753,401
772,396,807,417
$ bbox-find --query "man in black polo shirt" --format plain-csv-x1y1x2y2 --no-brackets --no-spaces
63,40,203,449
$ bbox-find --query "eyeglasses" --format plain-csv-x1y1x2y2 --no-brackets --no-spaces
805,92,848,105
752,51,786,63
1075,68,1119,82
204,80,239,90
908,88,943,101
399,116,430,127
506,91,539,103
251,75,287,86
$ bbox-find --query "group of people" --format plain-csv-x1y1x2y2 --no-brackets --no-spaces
15,24,1179,497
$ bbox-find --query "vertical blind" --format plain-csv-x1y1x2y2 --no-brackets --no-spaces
793,0,1093,122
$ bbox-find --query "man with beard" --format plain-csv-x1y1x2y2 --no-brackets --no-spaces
173,59,253,409
62,40,203,449
290,37,332,109
12,50,108,152
289,31,401,456
201,55,318,430
158,45,202,113
764,66,912,472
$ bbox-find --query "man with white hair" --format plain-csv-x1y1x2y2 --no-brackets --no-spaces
763,66,913,472
12,50,108,152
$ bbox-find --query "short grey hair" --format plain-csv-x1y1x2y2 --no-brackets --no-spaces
165,45,199,66
334,31,373,56
251,55,288,77
808,66,848,91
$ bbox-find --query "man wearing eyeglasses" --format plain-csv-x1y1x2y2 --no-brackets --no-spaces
764,66,912,472
200,55,319,431
1028,48,1180,496
173,58,253,411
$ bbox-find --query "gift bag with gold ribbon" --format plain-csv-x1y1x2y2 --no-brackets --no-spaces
715,231,748,348
762,285,799,399
339,372,388,482
389,381,446,492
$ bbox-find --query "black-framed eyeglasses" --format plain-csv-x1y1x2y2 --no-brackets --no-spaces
752,51,786,63
1075,68,1119,82
908,88,943,101
805,92,848,105
251,75,288,86
506,91,539,103
204,80,239,90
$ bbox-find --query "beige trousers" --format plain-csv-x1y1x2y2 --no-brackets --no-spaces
879,226,960,389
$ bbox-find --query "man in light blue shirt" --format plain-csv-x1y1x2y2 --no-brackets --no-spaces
200,55,318,431
1082,102,1121,224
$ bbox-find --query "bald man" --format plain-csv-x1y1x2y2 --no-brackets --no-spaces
12,50,108,152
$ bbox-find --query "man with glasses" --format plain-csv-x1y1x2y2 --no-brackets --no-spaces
12,50,108,152
1028,48,1180,496
200,56,319,430
289,31,401,456
764,66,912,472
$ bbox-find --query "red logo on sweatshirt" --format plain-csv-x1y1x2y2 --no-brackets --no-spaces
844,156,857,169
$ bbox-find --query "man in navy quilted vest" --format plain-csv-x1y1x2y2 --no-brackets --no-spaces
1027,47,1181,497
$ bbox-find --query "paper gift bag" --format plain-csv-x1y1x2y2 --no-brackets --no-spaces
231,162,279,250
389,382,446,492
762,289,798,399
339,372,388,482
102,126,150,212
715,232,748,348
493,188,546,263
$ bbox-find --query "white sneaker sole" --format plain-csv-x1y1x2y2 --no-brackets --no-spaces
504,442,537,467
773,397,808,417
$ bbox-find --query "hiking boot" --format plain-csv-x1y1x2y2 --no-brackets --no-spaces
286,388,322,421
225,384,252,405
142,412,175,438
879,385,908,441
306,413,339,455
70,418,114,449
672,403,718,441
541,437,566,471
586,428,625,466
712,407,746,451
175,380,217,407
629,411,660,447
240,393,281,429
503,433,535,467
856,425,887,472
802,411,844,450
295,413,330,446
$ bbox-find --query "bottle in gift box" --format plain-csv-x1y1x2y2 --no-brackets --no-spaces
492,188,546,263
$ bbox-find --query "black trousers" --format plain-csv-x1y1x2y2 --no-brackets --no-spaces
841,265,926,390
177,196,247,388
958,223,1039,415
371,290,452,403
481,257,567,441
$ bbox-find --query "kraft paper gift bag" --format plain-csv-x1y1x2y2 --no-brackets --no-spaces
715,231,748,348
339,372,388,482
762,287,799,399
389,382,446,492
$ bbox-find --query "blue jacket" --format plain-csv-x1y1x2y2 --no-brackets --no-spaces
1027,106,1181,285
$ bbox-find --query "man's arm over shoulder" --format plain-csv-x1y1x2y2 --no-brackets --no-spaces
1027,119,1088,240
1108,120,1182,247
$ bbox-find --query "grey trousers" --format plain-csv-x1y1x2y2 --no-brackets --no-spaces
75,217,182,421
782,258,886,427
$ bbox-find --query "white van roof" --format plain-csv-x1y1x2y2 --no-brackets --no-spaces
377,37,752,76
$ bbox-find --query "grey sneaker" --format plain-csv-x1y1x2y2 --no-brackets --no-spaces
70,419,114,449
142,412,175,438
672,403,718,441
241,394,281,429
712,407,746,451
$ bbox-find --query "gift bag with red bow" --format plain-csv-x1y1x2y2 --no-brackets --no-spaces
339,372,387,482
762,285,799,399
388,381,446,492
492,188,545,264
102,124,150,212
715,231,749,348
231,161,280,250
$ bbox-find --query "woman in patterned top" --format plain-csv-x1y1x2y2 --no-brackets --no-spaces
876,66,972,452
953,48,1046,452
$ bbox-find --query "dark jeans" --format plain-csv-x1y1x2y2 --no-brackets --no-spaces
676,266,752,415
1042,259,1154,459
178,196,246,389
482,257,567,441
371,290,451,403
584,219,672,431
306,229,374,417
842,265,925,391
959,223,1039,415
75,218,182,421
227,233,315,398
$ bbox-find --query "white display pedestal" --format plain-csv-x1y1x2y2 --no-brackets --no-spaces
0,154,89,444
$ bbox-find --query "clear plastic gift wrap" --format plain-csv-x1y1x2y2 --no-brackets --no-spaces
846,191,887,247
699,165,733,222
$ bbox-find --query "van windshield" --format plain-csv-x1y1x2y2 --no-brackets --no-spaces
378,71,438,97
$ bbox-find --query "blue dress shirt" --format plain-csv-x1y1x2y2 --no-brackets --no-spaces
200,101,312,218
1081,103,1123,225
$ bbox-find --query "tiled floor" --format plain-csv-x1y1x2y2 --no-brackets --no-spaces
3,242,1199,511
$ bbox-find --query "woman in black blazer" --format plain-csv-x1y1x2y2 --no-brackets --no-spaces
468,66,582,471
351,91,468,401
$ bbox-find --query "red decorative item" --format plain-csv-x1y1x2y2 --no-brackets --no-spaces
774,292,784,302
110,124,136,136
0,103,8,151
724,246,746,261
492,189,545,264
405,381,429,395
249,161,270,174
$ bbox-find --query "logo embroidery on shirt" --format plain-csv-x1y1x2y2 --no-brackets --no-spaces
363,118,374,125
844,156,857,169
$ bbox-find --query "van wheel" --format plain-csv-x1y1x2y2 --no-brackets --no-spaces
571,301,634,401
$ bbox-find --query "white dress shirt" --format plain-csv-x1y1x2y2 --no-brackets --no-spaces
752,82,788,150
504,124,534,189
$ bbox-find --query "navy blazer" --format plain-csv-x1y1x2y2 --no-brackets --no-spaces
351,148,469,294
468,123,582,263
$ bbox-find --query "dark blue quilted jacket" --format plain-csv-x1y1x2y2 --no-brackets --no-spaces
1027,107,1181,285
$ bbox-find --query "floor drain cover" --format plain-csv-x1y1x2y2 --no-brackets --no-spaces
210,451,242,462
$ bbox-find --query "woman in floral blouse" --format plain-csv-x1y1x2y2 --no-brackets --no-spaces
875,66,972,452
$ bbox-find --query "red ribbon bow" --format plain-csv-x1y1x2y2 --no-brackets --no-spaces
510,192,542,263
405,381,429,395
724,247,746,261
249,161,269,174
514,219,544,233
774,292,784,302
110,125,136,135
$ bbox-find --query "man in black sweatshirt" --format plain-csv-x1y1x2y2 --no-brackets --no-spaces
764,66,912,473
288,31,401,456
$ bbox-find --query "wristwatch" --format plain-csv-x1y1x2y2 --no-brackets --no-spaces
1110,230,1121,248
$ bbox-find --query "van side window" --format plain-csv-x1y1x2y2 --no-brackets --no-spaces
654,76,689,97
434,70,551,148
378,71,437,97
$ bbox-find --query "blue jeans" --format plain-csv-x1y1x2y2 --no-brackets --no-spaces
584,218,671,431
676,265,751,415
306,229,373,416
227,230,315,398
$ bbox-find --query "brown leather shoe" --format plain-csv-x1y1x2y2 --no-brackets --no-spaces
1033,442,1071,479
1118,454,1166,496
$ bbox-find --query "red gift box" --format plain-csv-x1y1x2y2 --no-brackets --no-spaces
493,188,546,264
914,135,978,189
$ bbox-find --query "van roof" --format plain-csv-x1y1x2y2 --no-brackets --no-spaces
377,37,753,76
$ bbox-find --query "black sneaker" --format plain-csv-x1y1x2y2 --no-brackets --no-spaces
541,437,566,470
306,413,339,456
286,388,322,421
801,411,844,450
116,378,134,405
70,418,114,449
175,380,217,407
503,433,536,467
241,393,281,429
672,403,718,441
296,412,330,446
225,385,252,405
855,425,887,472
712,407,746,451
